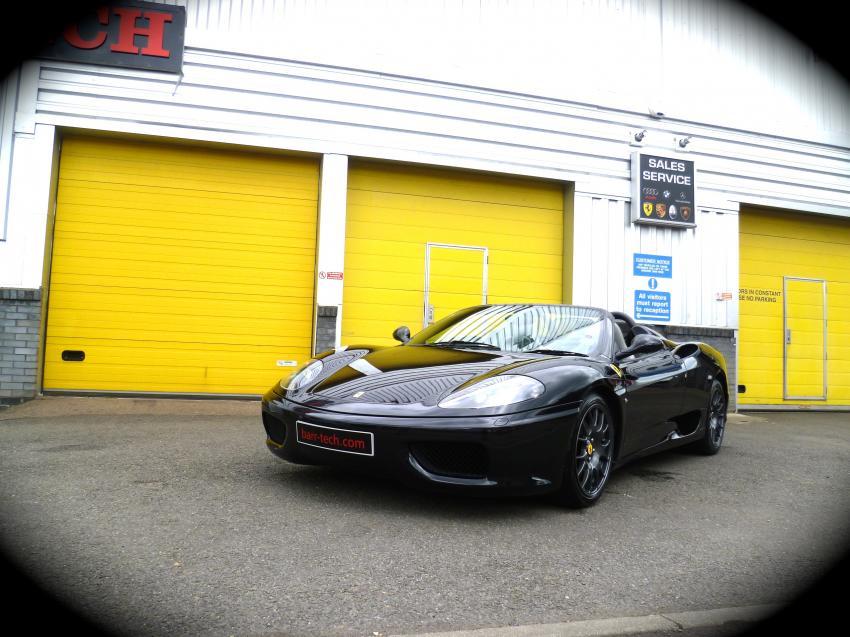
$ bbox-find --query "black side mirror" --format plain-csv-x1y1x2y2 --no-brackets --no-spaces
614,333,665,362
392,325,411,344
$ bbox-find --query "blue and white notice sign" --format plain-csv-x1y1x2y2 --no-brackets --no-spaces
635,290,671,321
633,253,672,278
633,253,673,322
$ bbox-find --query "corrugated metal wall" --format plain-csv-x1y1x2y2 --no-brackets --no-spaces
0,69,17,240
31,48,849,216
572,194,738,326
153,0,850,147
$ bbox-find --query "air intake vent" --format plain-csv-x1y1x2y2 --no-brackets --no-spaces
410,441,488,479
262,412,286,446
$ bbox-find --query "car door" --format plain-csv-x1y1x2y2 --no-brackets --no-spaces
618,345,686,455
673,343,710,416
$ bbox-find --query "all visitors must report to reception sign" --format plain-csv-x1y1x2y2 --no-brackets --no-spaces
635,290,671,322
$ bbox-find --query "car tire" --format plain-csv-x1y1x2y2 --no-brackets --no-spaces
688,378,727,455
556,393,616,508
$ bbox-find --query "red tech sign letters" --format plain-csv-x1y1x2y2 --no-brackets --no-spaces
40,1,186,73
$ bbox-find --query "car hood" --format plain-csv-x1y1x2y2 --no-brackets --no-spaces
285,344,563,415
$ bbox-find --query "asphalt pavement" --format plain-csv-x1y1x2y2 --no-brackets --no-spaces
0,398,847,637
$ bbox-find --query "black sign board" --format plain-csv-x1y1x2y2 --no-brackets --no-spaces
631,152,696,227
38,1,186,74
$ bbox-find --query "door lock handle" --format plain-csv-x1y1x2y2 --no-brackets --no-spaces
785,329,791,345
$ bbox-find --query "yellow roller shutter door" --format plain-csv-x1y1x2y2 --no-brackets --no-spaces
44,136,318,395
342,161,564,346
739,207,850,406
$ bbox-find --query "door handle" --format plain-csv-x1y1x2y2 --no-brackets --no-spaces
426,304,434,324
785,329,791,345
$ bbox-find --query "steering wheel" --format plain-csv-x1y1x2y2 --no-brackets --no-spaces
610,311,636,328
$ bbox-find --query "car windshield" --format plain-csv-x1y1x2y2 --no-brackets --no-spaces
408,304,608,356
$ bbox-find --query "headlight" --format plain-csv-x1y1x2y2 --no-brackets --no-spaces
280,360,323,391
438,375,544,409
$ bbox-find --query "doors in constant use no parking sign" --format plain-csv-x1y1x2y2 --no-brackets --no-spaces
424,243,488,327
784,277,827,400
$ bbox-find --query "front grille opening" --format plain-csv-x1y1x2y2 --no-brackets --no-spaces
410,441,488,479
262,411,286,446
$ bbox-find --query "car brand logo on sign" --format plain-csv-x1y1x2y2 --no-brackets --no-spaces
38,1,186,74
631,152,696,228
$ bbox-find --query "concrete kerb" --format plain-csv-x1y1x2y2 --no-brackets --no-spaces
389,604,781,637
0,395,260,419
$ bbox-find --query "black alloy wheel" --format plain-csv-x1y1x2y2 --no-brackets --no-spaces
557,393,615,508
689,378,727,455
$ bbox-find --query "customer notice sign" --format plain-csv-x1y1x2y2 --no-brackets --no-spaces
631,152,696,228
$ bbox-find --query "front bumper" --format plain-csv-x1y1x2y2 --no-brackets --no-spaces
261,396,581,497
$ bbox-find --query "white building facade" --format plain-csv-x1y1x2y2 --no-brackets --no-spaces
1,0,848,408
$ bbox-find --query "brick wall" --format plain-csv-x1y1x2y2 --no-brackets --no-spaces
0,288,42,405
650,324,737,411
314,305,338,355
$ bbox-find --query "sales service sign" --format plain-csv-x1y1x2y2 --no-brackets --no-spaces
631,152,696,228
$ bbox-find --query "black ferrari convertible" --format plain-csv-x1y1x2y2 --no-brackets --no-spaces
261,304,728,507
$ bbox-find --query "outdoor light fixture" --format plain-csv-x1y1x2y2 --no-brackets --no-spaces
634,130,647,142
679,136,692,148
